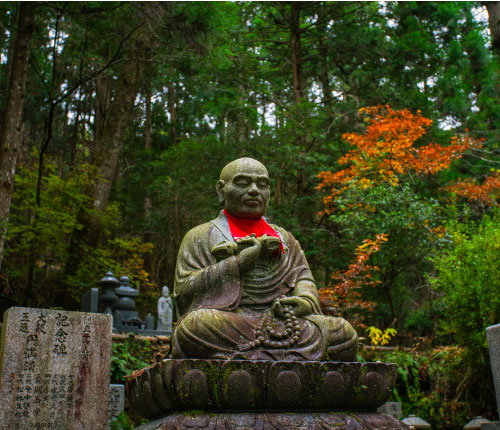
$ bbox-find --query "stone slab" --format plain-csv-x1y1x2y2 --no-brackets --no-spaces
482,423,500,430
377,401,402,419
0,307,112,430
134,412,410,430
487,324,500,419
109,384,125,423
81,288,99,313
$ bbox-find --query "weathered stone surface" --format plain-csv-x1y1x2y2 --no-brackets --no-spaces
81,287,99,313
487,323,500,419
0,307,112,430
127,359,397,419
134,412,410,430
482,423,500,430
377,401,402,419
109,384,125,424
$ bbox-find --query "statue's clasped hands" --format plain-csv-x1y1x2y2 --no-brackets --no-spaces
211,234,281,266
235,233,262,271
235,233,281,271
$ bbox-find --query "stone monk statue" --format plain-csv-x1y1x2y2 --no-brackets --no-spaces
157,285,173,332
170,157,358,361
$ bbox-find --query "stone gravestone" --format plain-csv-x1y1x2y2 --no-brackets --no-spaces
81,287,99,313
485,323,500,429
487,324,500,418
109,384,125,424
0,307,112,430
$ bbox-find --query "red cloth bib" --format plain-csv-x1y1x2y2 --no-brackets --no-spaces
223,209,284,253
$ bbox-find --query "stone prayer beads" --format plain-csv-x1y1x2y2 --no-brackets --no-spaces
240,299,302,351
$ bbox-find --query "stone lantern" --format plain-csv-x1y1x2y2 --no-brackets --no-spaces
402,415,431,429
97,271,120,315
463,416,491,430
113,275,143,332
114,276,139,314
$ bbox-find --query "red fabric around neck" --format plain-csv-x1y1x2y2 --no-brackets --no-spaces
223,209,284,252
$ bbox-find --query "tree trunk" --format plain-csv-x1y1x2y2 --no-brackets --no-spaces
144,75,152,220
143,74,153,274
485,1,500,58
0,2,35,269
318,26,332,104
168,69,177,146
89,4,166,243
290,2,304,105
92,73,112,161
92,55,145,216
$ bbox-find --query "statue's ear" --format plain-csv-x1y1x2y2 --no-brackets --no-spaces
216,180,225,205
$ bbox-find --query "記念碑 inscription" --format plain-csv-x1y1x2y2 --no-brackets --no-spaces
0,307,112,430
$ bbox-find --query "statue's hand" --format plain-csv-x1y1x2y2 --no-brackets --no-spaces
211,241,237,261
236,234,262,272
272,296,313,318
258,234,281,255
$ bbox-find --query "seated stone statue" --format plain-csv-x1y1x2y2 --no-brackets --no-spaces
170,157,358,361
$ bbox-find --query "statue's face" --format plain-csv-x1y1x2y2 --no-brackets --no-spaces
217,158,270,219
162,286,169,297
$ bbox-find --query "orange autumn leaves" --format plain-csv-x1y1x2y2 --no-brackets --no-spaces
319,234,388,328
447,171,500,207
317,105,483,212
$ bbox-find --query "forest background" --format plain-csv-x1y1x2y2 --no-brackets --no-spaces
1,2,500,428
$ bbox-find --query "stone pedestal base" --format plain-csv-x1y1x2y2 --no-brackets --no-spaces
482,423,500,429
128,359,397,418
134,412,410,430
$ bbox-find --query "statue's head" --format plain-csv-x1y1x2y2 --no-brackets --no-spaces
162,286,169,297
216,157,270,220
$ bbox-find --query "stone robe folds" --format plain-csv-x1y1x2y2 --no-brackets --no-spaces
170,212,358,361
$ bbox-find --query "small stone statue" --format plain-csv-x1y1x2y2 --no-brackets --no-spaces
157,286,173,332
170,157,358,361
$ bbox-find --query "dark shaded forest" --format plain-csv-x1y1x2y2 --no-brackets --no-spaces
1,2,500,424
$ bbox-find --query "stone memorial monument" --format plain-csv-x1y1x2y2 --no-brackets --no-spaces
485,323,500,429
128,158,407,429
81,287,99,313
157,286,173,333
0,307,112,430
109,384,125,424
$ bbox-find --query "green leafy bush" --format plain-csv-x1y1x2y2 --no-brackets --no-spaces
431,211,500,362
363,347,496,429
111,338,152,383
110,411,135,430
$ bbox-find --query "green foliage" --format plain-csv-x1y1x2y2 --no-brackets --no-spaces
431,211,500,362
325,182,443,328
110,412,135,430
1,156,156,312
363,347,496,429
111,338,152,383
